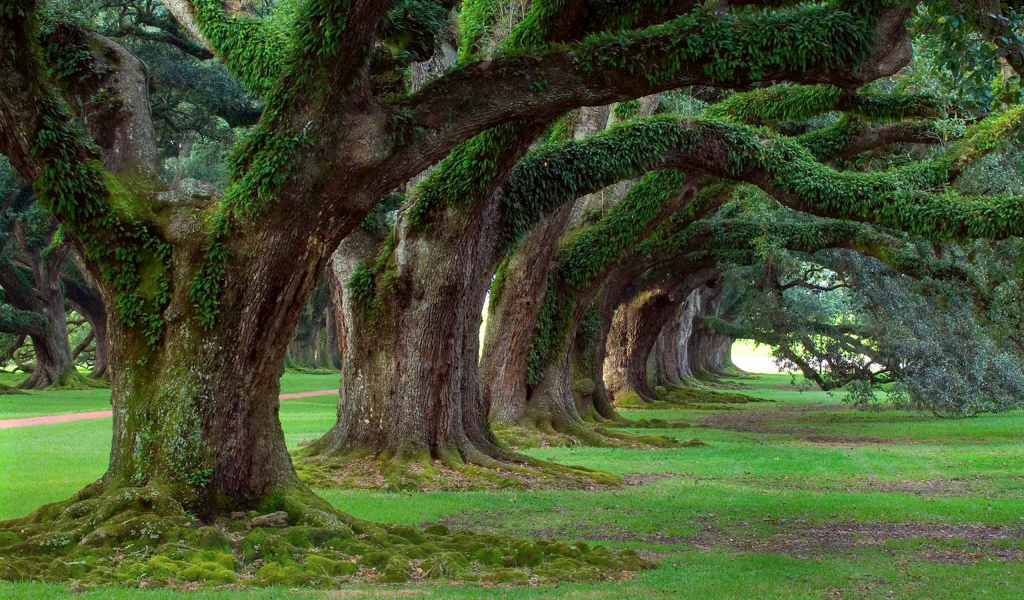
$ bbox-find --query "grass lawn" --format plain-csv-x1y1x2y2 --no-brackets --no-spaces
1,374,1022,598
0,372,339,420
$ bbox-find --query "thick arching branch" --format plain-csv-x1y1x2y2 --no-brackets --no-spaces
387,2,914,176
502,109,1024,243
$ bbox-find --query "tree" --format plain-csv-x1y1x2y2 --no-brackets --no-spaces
0,169,102,388
6,0,938,584
4,0,1024,587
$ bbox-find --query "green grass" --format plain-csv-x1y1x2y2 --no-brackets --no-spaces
0,372,339,420
2,373,1023,598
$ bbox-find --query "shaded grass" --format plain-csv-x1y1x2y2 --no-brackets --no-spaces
0,372,339,420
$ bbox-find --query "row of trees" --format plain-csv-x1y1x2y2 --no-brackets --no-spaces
3,0,1024,587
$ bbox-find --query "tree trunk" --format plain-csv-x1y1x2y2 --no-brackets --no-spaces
286,325,318,370
605,271,718,402
689,286,736,380
64,267,110,379
3,238,80,389
481,203,574,425
604,288,674,403
653,288,702,387
306,207,508,470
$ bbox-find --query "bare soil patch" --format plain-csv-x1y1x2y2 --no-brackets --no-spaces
699,403,910,444
690,519,1024,564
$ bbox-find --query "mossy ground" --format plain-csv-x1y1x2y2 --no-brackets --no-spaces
492,420,681,450
5,372,1024,598
614,385,769,411
293,445,623,492
0,483,648,590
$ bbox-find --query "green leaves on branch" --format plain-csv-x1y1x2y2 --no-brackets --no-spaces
574,3,875,85
501,117,699,251
706,84,945,124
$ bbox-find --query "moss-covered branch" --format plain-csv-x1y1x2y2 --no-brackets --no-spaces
705,84,946,124
504,108,1024,244
398,1,912,166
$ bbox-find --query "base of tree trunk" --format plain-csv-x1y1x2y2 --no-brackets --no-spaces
495,410,685,450
615,385,766,410
0,480,652,588
18,367,109,390
294,443,623,491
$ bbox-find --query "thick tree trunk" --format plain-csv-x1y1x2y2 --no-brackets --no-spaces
102,311,297,510
481,204,574,425
5,240,80,389
286,326,318,369
653,288,702,387
509,277,627,442
604,271,718,402
604,288,674,403
307,209,506,468
89,314,110,379
20,308,77,389
689,286,736,380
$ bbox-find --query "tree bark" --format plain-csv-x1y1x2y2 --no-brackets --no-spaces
481,203,575,425
604,271,718,402
0,235,79,389
689,286,736,380
653,288,702,387
307,207,509,468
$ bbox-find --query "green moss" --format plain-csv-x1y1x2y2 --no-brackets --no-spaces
471,546,504,566
482,567,530,584
254,562,317,586
377,555,412,583
421,551,467,579
304,554,357,577
706,85,944,124
424,523,450,536
574,4,876,85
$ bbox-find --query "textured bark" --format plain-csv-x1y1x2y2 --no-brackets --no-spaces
482,104,616,427
604,271,718,401
689,287,738,379
482,203,575,425
604,288,672,402
0,27,321,513
308,197,514,465
653,288,702,386
515,265,641,433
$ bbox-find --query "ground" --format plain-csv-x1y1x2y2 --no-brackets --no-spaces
1,371,1023,598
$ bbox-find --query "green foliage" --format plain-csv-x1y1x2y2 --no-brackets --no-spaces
501,117,697,251
189,0,288,94
706,85,944,124
16,15,173,348
525,170,687,385
574,4,876,86
456,0,502,62
347,231,397,324
406,123,522,230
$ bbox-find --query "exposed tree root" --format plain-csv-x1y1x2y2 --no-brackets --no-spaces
19,369,109,391
0,481,652,589
615,385,768,411
493,416,683,451
294,446,622,492
0,382,24,395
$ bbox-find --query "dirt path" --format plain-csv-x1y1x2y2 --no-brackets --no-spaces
0,389,338,429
